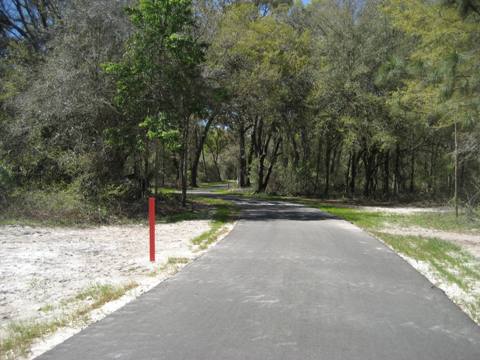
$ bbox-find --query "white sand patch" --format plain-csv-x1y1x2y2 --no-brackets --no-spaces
355,206,451,214
0,219,237,359
27,275,166,359
395,254,480,323
381,225,480,258
372,235,480,324
0,221,212,327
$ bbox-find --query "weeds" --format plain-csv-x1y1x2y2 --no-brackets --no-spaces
167,257,189,265
38,304,54,313
190,196,236,250
0,282,137,360
74,282,137,310
376,233,480,290
0,318,69,359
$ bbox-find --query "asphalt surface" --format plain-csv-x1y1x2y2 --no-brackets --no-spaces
38,196,480,360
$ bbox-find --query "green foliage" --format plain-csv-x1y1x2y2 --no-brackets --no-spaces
103,0,207,204
103,0,205,120
383,0,480,131
0,187,109,226
1,0,480,222
140,114,181,151
0,161,12,201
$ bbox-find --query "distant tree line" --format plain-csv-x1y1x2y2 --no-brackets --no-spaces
1,0,479,209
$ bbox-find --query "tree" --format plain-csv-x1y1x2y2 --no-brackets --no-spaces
104,0,206,205
2,0,131,193
0,0,62,52
208,3,311,192
385,0,480,211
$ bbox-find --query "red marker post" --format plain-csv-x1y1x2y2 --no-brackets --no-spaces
149,197,155,262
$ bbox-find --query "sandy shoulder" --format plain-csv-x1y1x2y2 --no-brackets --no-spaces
0,219,237,360
380,225,480,258
355,206,451,214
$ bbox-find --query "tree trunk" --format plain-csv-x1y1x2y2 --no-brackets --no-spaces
255,131,272,193
429,143,436,194
363,150,376,197
262,138,282,192
345,152,352,196
324,140,331,197
180,117,190,207
161,141,165,187
257,138,282,192
143,140,150,198
212,154,222,182
350,151,357,196
314,137,322,195
454,120,459,218
202,148,207,179
409,149,415,193
190,117,214,187
154,140,159,196
383,150,390,197
238,122,248,187
256,153,266,193
394,143,400,196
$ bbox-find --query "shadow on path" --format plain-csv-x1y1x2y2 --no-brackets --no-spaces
196,193,338,222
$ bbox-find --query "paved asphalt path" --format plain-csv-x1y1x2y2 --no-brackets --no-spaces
38,196,480,360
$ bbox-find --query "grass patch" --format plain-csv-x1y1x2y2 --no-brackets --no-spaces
191,220,227,250
160,195,235,223
38,304,54,313
307,204,386,230
74,282,137,309
166,257,189,265
375,232,480,323
217,190,479,233
376,233,480,291
198,181,234,188
190,196,236,250
157,187,178,195
0,318,70,359
387,211,480,233
285,199,480,234
161,209,208,223
0,282,137,359
148,257,190,277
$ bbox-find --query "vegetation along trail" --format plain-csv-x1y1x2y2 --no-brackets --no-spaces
37,194,480,360
1,0,480,358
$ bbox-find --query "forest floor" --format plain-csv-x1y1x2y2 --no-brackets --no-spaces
0,196,236,360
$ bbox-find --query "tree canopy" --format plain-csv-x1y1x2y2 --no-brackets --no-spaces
1,0,479,211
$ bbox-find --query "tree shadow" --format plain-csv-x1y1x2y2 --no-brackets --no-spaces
197,194,338,222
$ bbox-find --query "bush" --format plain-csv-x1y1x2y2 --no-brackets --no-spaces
0,162,13,205
0,186,110,225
